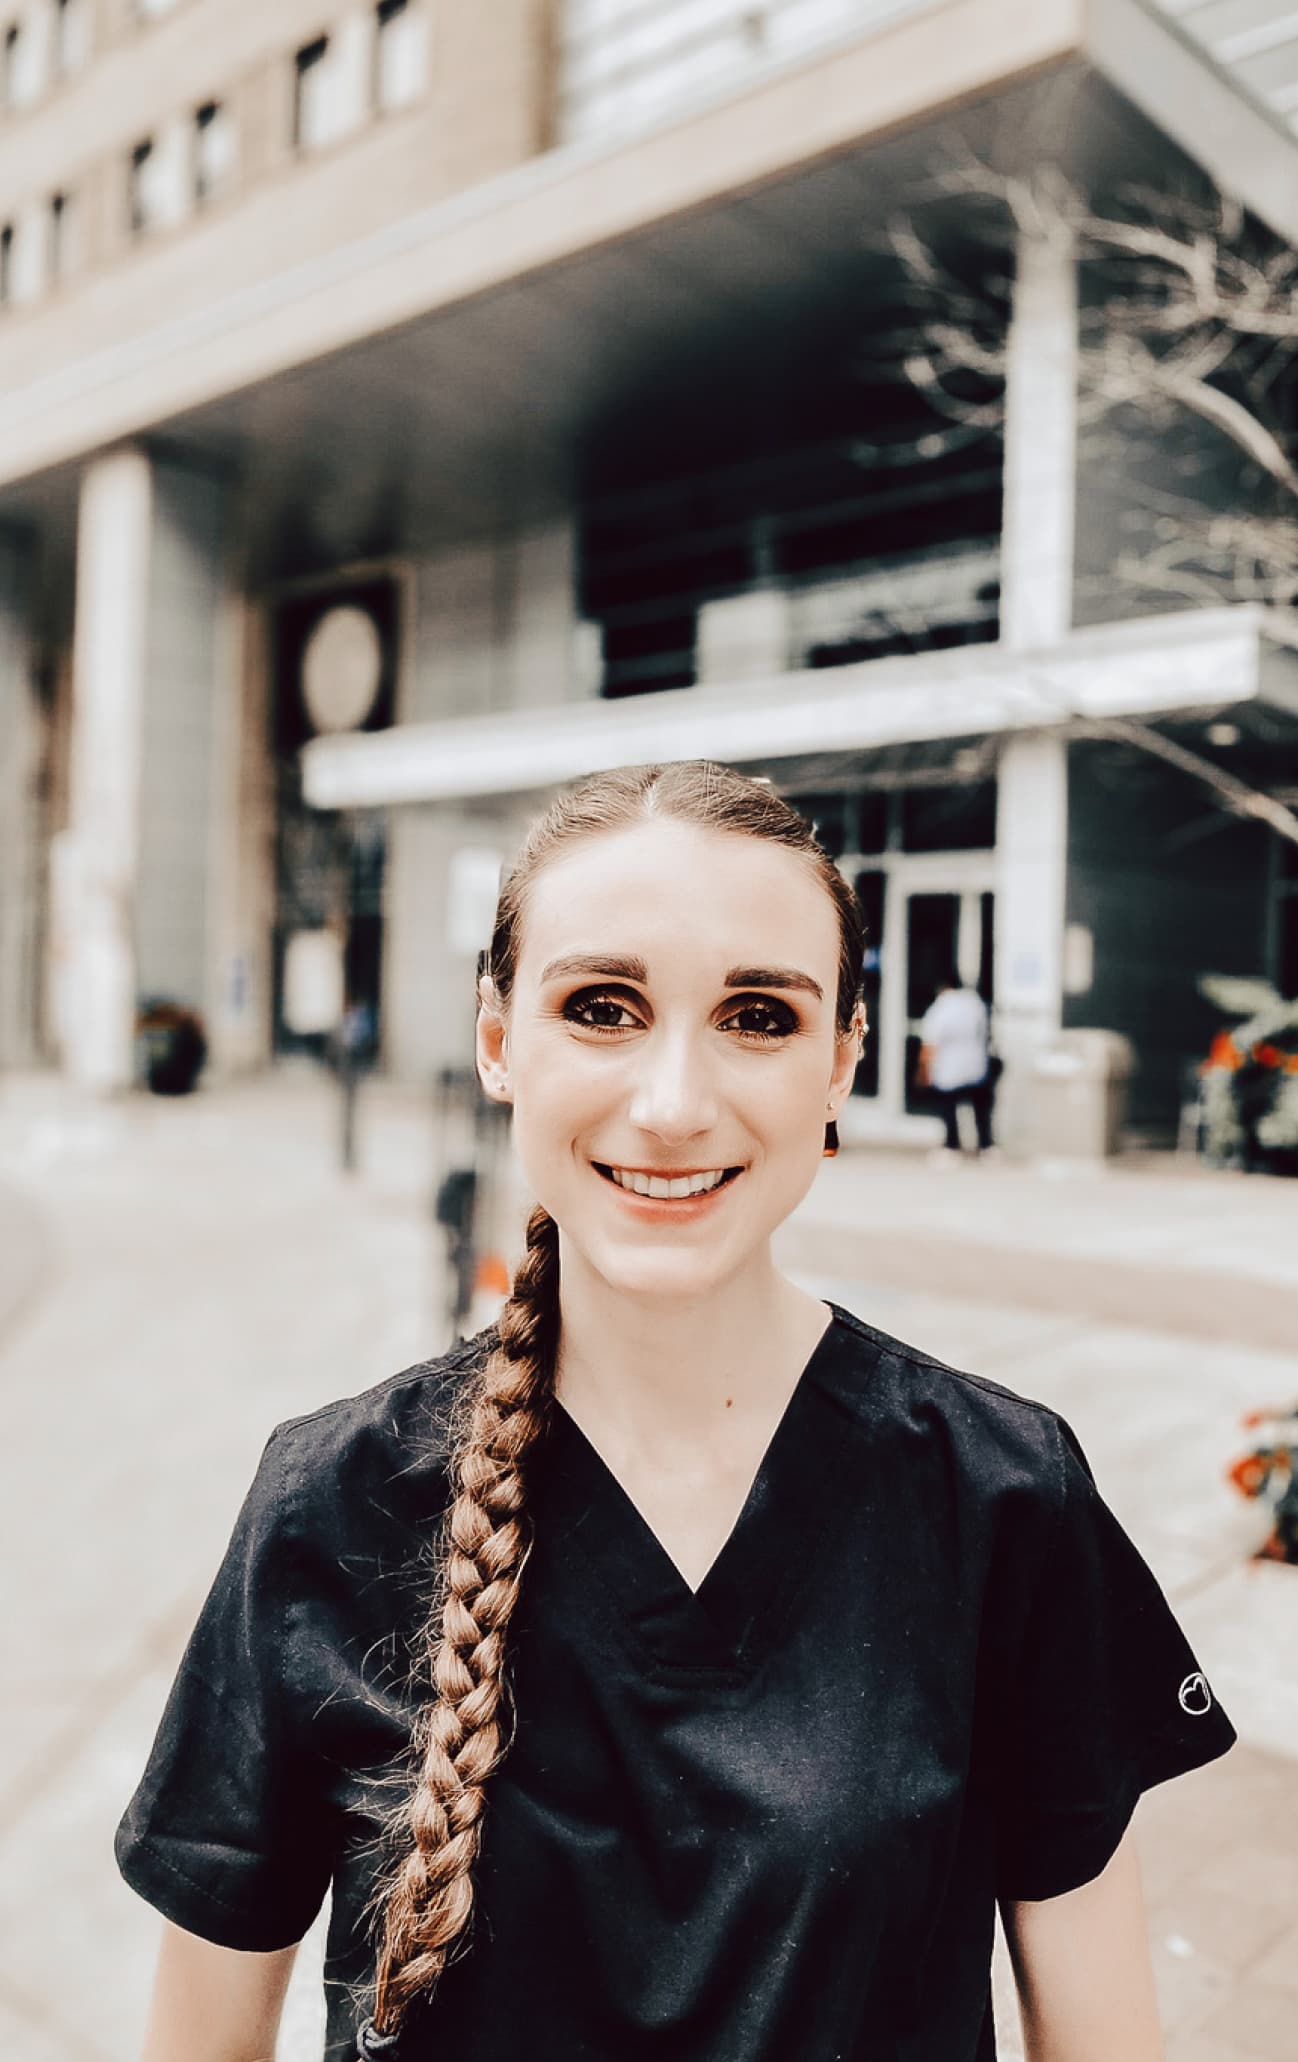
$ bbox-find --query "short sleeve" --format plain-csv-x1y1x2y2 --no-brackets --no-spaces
115,1431,333,1951
992,1413,1237,1904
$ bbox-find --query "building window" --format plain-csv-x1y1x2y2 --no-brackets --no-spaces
129,138,155,236
294,35,330,151
55,0,89,76
2,23,20,109
136,0,181,18
0,223,13,306
374,0,426,112
49,190,76,283
193,99,235,203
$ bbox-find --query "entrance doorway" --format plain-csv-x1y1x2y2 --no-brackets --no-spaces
903,888,994,1112
847,856,995,1134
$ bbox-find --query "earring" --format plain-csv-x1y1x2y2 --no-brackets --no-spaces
823,1115,839,1158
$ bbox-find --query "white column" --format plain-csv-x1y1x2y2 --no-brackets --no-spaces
1000,226,1077,651
502,520,584,710
134,460,228,1019
994,736,1068,1146
0,532,41,1066
994,228,1075,1147
57,450,152,1091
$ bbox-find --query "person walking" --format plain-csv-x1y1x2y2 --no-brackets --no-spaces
919,967,996,1160
117,762,1233,2062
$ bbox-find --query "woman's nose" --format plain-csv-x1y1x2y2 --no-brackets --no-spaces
626,1030,719,1141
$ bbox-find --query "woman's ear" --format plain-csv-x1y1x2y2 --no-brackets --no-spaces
475,978,512,1105
828,1009,866,1113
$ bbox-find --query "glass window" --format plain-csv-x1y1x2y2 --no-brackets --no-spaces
294,36,330,151
900,780,997,854
49,190,76,284
375,0,427,112
128,138,154,236
0,223,13,305
55,0,89,75
194,99,236,202
2,23,19,109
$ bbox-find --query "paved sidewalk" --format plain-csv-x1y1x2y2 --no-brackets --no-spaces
0,1069,1293,2062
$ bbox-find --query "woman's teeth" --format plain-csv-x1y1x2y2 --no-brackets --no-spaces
606,1167,730,1200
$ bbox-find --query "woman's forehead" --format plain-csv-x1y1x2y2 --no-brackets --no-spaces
517,821,839,977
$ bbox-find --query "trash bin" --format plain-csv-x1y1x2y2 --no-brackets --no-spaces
1030,1029,1135,1158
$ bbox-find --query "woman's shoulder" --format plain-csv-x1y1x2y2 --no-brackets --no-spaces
823,1302,1073,1513
261,1327,496,1530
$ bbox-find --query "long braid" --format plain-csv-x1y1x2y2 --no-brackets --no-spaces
369,1204,560,2036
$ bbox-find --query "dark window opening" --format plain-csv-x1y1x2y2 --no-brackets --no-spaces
293,36,329,150
900,780,997,854
49,192,68,280
2,23,19,108
128,138,153,236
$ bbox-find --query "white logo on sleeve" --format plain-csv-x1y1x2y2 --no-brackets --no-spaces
1178,1672,1212,1716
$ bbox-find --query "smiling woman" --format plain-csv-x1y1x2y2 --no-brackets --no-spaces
116,762,1235,2062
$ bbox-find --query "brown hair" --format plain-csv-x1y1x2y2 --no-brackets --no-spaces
368,761,864,2038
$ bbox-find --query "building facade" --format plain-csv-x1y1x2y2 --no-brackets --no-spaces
2,0,1297,1143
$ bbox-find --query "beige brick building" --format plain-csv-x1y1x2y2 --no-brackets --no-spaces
2,0,1297,1143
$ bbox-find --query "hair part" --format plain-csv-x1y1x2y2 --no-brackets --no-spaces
368,761,865,2038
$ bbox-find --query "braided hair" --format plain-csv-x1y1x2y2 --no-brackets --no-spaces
366,761,865,2042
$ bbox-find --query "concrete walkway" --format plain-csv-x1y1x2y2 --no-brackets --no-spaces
0,1068,1292,2062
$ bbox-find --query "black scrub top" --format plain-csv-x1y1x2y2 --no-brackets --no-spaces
116,1305,1235,2061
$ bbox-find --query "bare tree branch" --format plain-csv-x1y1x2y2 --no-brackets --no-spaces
1072,717,1298,848
884,157,1298,616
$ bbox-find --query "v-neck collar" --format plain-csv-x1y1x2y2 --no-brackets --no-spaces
533,1305,870,1681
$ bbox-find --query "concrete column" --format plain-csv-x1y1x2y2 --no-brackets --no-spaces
1000,226,1077,651
0,531,41,1067
135,460,228,1019
207,596,274,1075
994,228,1076,1146
58,451,229,1091
59,450,152,1091
994,734,1068,1147
503,520,582,709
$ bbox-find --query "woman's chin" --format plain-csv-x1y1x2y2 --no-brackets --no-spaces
567,1229,748,1305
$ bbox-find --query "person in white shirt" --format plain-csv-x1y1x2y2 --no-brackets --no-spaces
918,971,994,1157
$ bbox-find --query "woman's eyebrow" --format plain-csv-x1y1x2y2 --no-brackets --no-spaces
537,953,823,1001
725,965,824,1000
539,953,648,984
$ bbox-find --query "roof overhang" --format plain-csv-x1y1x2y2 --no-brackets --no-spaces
301,605,1298,808
1090,0,1298,246
0,0,1085,498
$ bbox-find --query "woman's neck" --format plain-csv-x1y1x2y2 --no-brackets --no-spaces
552,1245,831,1471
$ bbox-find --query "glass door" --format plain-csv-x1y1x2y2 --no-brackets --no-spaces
902,886,994,1113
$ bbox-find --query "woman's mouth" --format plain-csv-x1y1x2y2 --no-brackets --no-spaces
592,1162,744,1204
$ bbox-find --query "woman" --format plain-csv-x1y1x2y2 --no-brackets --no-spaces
117,761,1234,2061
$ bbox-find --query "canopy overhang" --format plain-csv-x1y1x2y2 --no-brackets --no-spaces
301,605,1298,808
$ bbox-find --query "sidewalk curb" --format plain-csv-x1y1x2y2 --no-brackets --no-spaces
776,1218,1294,1355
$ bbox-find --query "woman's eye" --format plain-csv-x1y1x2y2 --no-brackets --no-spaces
563,990,640,1033
560,990,796,1040
723,999,797,1042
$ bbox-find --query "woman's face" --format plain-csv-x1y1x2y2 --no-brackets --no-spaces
477,819,860,1303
